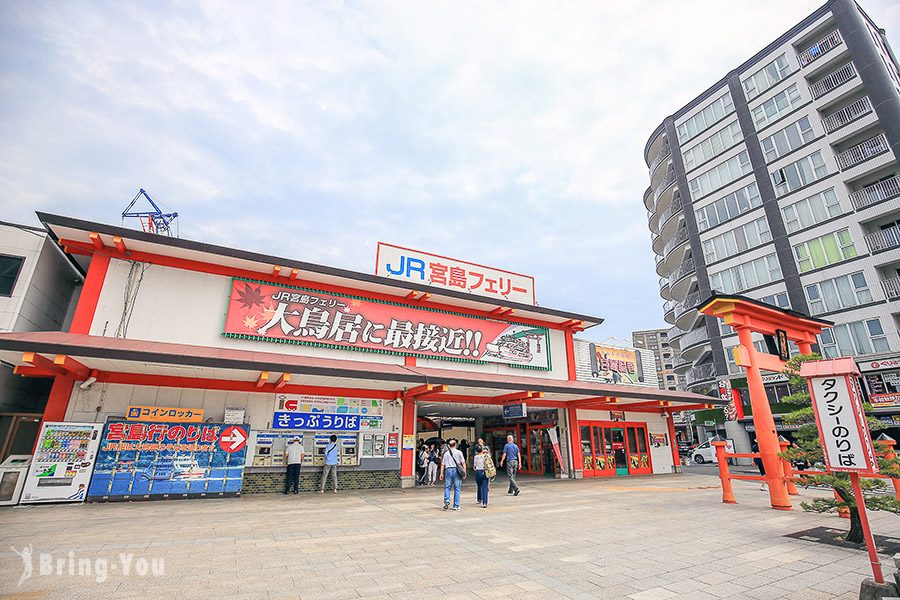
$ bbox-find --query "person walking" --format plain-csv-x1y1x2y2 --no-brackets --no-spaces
417,443,429,485
474,446,493,508
459,439,469,462
319,434,339,493
426,443,439,486
284,437,303,495
500,435,520,496
440,439,466,511
752,441,767,491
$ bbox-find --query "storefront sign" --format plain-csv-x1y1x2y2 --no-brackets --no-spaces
807,372,878,473
858,357,900,372
126,405,204,423
223,407,246,424
87,421,250,501
719,380,736,421
762,373,789,384
224,279,550,369
650,433,668,447
375,242,536,305
21,422,103,504
276,394,383,416
387,433,399,457
502,402,527,419
588,344,643,384
273,412,361,431
609,410,625,422
870,393,900,407
775,329,790,361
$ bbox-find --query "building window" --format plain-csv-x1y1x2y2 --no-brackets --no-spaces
682,121,744,171
805,271,873,314
743,54,791,99
760,116,814,162
752,83,804,129
695,182,761,231
757,292,790,309
0,255,25,297
689,151,752,199
793,228,857,272
771,151,828,197
709,253,782,293
782,188,842,233
819,319,891,357
677,92,735,144
702,216,772,263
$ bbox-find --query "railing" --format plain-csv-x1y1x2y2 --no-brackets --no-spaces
798,29,843,67
658,193,684,230
679,326,709,350
882,276,900,300
663,227,689,257
849,175,900,210
809,62,857,99
685,363,717,386
674,290,702,319
654,171,677,203
668,257,695,286
667,326,687,341
648,143,671,175
822,96,871,133
663,300,677,318
836,133,889,170
865,224,900,253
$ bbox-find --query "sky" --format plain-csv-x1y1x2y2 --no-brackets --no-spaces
1,1,898,343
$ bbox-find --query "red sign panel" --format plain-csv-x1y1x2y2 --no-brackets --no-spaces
223,279,550,369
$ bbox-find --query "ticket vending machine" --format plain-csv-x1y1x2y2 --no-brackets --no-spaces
313,435,330,466
339,434,359,466
250,431,296,467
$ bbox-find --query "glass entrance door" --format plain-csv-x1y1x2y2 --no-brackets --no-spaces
626,425,653,475
611,428,628,476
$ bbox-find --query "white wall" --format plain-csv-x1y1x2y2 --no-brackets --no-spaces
575,409,674,474
88,258,571,379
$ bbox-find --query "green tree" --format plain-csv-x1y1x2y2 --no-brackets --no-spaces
780,354,900,544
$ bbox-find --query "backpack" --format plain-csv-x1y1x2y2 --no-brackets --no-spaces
484,454,497,479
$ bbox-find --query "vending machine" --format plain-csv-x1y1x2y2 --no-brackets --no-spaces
0,455,32,506
21,422,103,504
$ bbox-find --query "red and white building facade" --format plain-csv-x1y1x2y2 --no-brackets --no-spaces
0,213,720,492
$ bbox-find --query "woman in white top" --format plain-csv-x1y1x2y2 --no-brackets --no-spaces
474,446,490,508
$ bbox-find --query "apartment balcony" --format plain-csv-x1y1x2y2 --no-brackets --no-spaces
850,175,900,211
810,62,857,100
644,186,655,211
663,300,677,324
679,326,710,356
667,326,687,343
662,227,689,260
836,133,889,171
882,276,900,300
648,143,671,177
865,224,900,253
798,29,843,68
669,257,695,285
657,192,684,235
685,363,717,388
659,276,673,301
674,290,702,319
822,96,872,134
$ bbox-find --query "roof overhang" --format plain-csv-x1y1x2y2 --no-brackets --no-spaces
0,332,719,412
37,212,604,330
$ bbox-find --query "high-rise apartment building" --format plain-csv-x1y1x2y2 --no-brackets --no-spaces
645,0,900,398
632,328,683,391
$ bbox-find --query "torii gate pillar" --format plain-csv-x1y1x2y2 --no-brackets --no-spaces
699,294,832,510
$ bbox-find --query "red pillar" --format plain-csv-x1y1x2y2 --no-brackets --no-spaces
737,326,791,510
69,251,110,334
400,398,416,486
666,412,680,471
564,330,577,380
33,375,75,452
567,406,582,477
797,341,813,355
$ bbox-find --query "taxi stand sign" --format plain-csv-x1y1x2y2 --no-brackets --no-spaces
805,361,878,474
801,357,884,584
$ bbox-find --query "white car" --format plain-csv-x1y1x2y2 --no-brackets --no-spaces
691,440,718,464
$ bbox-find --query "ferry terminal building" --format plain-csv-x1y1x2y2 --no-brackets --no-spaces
0,213,721,496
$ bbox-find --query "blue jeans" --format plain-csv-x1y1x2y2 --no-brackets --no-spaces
443,467,461,508
475,470,489,505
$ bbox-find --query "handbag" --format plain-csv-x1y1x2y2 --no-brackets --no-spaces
449,449,467,480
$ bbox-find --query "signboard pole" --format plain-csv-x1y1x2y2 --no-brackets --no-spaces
850,472,884,583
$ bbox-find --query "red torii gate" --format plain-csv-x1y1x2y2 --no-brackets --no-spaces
698,294,832,510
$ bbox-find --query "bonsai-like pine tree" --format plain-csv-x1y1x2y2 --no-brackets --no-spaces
780,353,900,544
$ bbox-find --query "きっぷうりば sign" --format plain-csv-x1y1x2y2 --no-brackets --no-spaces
272,412,360,431
375,243,536,305
223,279,550,369
808,375,878,474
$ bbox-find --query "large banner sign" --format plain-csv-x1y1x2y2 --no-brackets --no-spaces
375,242,536,305
588,343,643,384
87,421,250,502
223,278,550,369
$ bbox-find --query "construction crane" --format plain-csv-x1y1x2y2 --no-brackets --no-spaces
121,189,179,236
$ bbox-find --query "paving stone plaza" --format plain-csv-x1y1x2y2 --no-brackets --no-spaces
1,473,898,599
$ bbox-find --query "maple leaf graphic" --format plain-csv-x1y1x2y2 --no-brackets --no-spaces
235,283,265,310
242,315,260,330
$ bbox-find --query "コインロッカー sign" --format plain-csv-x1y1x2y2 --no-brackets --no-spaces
223,279,550,369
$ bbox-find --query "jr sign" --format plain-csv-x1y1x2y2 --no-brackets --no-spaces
375,243,536,305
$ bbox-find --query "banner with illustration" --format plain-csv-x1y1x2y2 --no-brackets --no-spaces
588,343,643,384
87,421,250,502
223,278,550,369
